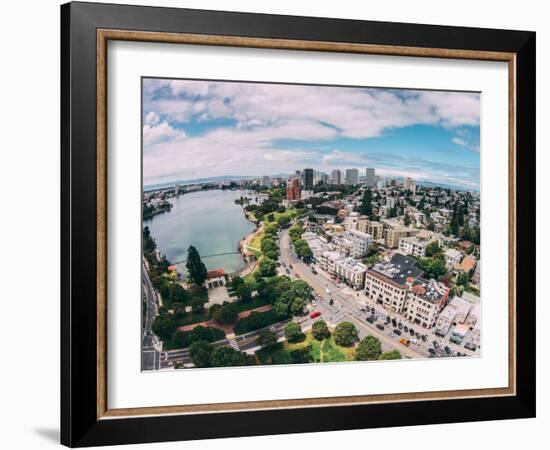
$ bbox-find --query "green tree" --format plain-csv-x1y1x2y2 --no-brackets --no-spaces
425,241,440,257
189,340,213,368
261,237,278,255
236,283,253,303
355,335,382,361
151,313,177,341
209,346,248,367
191,296,206,314
266,213,275,222
333,321,359,347
257,329,278,348
276,215,291,229
294,239,313,262
378,349,402,360
212,303,239,324
284,322,304,343
359,188,373,215
186,245,208,286
258,258,277,277
311,320,330,341
456,272,470,286
417,257,447,280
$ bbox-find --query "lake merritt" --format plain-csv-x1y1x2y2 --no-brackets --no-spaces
144,189,257,275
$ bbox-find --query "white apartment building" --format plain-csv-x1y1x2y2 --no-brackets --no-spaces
444,248,463,268
343,212,360,231
433,295,471,336
334,257,367,290
398,234,437,258
464,322,480,351
334,229,373,258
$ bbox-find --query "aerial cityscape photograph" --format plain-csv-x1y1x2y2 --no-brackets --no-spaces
141,78,481,371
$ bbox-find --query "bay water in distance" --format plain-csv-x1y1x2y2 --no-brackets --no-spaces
144,189,257,275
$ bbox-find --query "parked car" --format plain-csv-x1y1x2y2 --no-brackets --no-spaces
376,324,385,331
398,322,403,330
428,348,436,354
285,269,291,274
310,311,321,319
404,325,409,332
410,338,418,345
394,329,402,336
311,268,318,275
370,307,375,314
391,319,397,326
329,299,334,305
444,346,451,354
421,335,427,342
366,316,375,324
433,341,439,348
385,317,391,325
409,328,415,335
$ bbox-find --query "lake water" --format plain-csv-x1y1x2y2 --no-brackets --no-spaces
144,189,256,275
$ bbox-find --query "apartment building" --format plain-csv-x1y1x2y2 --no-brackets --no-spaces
334,257,367,289
364,254,449,328
334,229,373,258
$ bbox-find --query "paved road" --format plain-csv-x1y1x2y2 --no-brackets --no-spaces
142,261,161,371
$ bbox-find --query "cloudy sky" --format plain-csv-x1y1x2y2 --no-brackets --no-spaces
142,78,480,190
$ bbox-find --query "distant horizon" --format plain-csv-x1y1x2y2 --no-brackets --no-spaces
143,78,480,190
143,171,479,193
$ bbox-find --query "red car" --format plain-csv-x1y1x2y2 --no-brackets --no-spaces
310,311,321,319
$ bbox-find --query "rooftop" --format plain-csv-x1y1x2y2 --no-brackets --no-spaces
207,268,226,278
370,253,423,286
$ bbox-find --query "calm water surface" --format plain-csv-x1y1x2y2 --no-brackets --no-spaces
144,190,256,275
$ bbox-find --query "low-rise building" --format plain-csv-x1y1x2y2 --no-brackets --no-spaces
398,232,437,258
334,229,373,258
334,257,367,290
404,278,449,329
464,322,481,351
444,248,463,268
205,269,226,289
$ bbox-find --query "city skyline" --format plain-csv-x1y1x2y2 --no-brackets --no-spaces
143,78,480,190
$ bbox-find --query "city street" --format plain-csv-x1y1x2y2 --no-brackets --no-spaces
278,228,427,358
142,261,162,370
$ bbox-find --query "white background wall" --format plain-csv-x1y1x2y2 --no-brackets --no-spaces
0,0,546,449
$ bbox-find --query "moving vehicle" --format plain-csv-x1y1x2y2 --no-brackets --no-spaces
410,338,418,345
311,268,318,275
399,338,410,346
310,311,321,319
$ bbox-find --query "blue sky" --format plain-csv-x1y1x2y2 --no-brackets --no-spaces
143,78,480,189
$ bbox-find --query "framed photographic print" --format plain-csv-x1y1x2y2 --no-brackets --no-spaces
61,1,536,447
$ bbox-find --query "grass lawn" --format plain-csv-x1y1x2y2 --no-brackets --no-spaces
248,229,264,256
255,332,355,365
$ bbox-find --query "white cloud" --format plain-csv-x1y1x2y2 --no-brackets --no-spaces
143,122,186,146
144,111,160,126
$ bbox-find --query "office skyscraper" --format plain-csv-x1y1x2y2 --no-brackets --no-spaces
303,168,314,190
366,168,376,187
345,168,359,185
331,169,342,185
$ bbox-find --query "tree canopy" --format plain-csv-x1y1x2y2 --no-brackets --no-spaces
355,335,382,361
186,245,208,286
311,320,331,341
333,321,359,347
284,322,304,343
